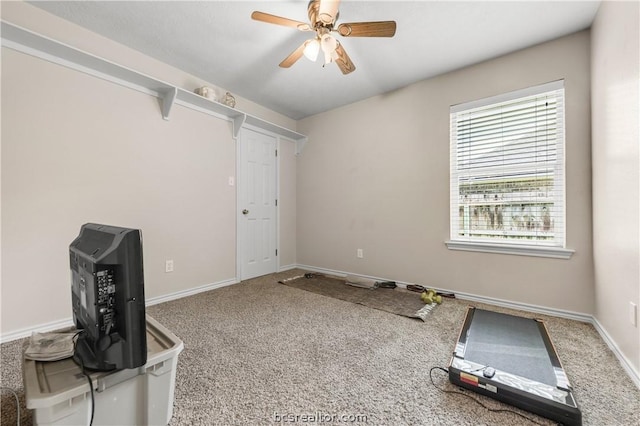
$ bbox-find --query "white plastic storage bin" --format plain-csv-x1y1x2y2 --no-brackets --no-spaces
23,315,184,426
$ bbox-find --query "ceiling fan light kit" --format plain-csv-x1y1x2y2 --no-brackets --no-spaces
303,39,320,61
251,0,396,75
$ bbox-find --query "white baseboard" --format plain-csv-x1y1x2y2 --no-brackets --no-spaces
592,317,640,389
297,264,591,321
295,264,368,280
0,317,75,344
4,266,638,390
453,291,593,323
145,278,238,306
0,278,239,344
295,263,639,389
278,264,299,273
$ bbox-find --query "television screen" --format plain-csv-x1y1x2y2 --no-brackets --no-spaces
69,223,147,371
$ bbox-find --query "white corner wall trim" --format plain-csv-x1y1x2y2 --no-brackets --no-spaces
0,278,239,344
295,263,639,388
591,318,640,389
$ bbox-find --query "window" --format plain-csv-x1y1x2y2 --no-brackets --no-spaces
447,80,573,259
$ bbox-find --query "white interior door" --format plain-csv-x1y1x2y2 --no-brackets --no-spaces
239,128,277,280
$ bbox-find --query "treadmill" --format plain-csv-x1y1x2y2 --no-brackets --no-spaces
449,307,582,425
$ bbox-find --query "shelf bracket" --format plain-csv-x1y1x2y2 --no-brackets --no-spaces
231,114,247,140
296,137,308,155
161,87,178,120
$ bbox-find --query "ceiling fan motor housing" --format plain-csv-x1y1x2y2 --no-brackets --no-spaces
308,0,339,29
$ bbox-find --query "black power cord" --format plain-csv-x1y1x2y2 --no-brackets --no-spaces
72,332,95,426
429,366,551,426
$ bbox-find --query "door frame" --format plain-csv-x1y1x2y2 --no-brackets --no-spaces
236,124,281,281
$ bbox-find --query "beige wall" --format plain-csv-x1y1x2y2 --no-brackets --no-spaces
591,1,640,373
297,31,594,314
2,49,236,331
1,3,299,336
279,140,297,269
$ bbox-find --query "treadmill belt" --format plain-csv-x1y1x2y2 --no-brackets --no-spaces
464,309,556,386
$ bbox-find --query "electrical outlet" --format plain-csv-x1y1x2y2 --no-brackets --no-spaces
165,260,174,273
357,249,363,259
228,176,235,186
630,302,637,327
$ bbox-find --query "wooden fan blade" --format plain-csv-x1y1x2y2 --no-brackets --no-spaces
279,42,308,68
334,43,355,75
337,21,397,37
251,11,312,31
318,0,340,25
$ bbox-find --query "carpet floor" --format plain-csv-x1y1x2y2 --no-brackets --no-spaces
1,269,639,425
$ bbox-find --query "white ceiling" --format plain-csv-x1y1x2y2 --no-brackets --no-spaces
28,1,601,120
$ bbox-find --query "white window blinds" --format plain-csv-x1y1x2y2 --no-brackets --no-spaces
450,80,566,247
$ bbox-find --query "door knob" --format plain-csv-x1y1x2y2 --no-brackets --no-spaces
242,209,249,215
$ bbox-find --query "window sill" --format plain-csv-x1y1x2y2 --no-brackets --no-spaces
445,240,575,259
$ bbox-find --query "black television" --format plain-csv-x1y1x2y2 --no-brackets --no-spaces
69,223,147,371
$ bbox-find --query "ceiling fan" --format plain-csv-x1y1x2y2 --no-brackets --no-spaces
251,0,396,75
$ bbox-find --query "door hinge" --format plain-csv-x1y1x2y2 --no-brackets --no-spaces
276,249,278,256
275,149,278,157
275,199,278,206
